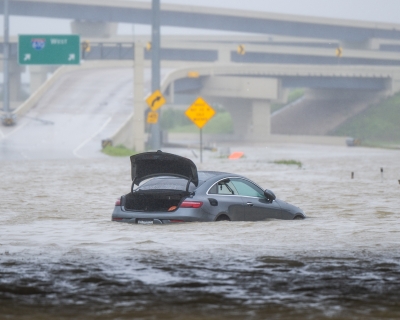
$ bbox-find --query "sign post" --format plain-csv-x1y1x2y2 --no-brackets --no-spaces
185,97,216,163
145,90,166,130
18,35,80,65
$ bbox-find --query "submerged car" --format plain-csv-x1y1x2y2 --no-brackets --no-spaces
112,150,306,224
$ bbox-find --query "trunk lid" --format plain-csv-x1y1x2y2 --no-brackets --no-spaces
130,150,199,186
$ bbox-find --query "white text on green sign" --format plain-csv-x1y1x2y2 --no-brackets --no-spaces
18,35,80,65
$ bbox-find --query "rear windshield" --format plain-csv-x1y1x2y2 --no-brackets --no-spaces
137,177,197,192
136,172,217,192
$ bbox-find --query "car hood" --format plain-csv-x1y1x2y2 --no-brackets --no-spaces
130,150,199,186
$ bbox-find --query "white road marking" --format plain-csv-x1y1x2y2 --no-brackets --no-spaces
73,117,112,159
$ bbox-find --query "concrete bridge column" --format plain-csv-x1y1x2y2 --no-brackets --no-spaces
9,60,24,101
167,81,174,103
225,98,252,138
29,66,54,94
218,48,231,63
133,41,145,152
250,100,270,141
223,98,271,141
70,20,118,38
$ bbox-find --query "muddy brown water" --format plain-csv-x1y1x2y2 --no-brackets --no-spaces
1,144,400,319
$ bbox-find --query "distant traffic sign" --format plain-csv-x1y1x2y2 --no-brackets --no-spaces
187,71,200,78
185,97,216,129
335,47,343,57
82,40,91,53
146,90,166,111
147,111,159,124
237,44,245,55
18,35,80,65
146,42,152,51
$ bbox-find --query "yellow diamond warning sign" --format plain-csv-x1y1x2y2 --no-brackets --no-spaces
146,89,166,111
185,97,216,129
147,111,159,124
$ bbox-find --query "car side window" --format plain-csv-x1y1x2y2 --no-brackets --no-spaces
231,179,264,198
209,180,238,195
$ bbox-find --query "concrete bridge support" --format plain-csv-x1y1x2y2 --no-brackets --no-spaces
1,59,25,104
8,60,24,102
222,98,252,139
110,42,145,152
133,41,145,152
251,100,271,141
218,48,231,63
207,97,271,141
29,66,55,95
70,20,118,38
200,76,281,142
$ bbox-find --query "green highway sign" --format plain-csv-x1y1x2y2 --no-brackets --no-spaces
18,35,80,65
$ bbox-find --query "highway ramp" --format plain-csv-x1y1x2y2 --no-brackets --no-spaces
0,68,141,161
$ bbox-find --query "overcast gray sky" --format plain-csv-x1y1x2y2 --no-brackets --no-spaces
1,0,400,35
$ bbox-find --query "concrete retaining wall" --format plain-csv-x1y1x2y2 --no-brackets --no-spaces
268,134,347,146
110,113,134,148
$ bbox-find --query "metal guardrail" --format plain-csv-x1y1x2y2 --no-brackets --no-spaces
82,42,135,60
2,41,400,66
81,42,218,62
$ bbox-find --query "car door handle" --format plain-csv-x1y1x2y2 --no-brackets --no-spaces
246,202,253,206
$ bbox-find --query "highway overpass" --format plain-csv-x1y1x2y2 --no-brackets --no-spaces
2,33,400,103
2,1,400,149
2,0,400,46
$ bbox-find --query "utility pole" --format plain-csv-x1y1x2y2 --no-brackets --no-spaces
2,0,15,126
150,0,161,149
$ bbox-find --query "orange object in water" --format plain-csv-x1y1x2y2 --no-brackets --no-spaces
228,152,244,159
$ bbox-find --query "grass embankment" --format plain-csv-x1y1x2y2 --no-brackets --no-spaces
330,92,400,147
273,159,302,168
102,145,136,157
161,107,233,134
270,89,305,114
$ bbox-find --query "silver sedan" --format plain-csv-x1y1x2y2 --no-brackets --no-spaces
112,151,306,224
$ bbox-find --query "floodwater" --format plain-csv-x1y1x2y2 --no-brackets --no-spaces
1,144,400,319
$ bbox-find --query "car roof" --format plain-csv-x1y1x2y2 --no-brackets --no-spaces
198,170,243,181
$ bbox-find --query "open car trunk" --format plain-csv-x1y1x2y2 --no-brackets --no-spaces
123,190,190,212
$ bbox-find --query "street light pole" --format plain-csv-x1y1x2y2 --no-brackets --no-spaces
150,0,161,149
1,0,15,126
3,0,10,114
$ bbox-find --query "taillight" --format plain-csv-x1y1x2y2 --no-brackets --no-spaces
115,199,121,206
180,201,203,208
170,219,185,223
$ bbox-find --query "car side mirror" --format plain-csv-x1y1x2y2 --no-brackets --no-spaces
264,189,276,202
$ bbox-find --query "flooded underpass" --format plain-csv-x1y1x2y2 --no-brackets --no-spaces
1,144,400,319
